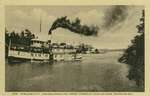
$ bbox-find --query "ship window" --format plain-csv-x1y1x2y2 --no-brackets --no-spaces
45,54,48,57
38,54,41,57
31,53,34,56
18,51,20,55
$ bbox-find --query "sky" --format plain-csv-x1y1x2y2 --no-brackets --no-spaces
5,6,144,49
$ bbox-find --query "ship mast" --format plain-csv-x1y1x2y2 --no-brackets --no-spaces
40,14,42,33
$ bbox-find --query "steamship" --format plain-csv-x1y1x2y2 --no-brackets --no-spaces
8,38,82,63
7,15,82,63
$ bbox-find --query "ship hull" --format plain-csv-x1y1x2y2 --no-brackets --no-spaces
8,56,51,63
8,50,51,63
8,56,30,63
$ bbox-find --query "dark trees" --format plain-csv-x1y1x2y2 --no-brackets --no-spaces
118,10,144,88
5,29,35,46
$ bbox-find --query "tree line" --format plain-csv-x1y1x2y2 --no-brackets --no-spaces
5,29,35,46
118,10,144,88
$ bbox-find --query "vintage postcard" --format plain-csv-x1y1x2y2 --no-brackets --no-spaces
0,0,149,96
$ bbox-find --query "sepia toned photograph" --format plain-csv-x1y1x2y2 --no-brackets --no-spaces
5,5,144,92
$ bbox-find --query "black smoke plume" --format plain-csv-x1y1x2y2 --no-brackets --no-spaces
49,16,99,36
103,5,128,29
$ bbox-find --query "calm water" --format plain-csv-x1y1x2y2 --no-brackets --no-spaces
6,51,141,92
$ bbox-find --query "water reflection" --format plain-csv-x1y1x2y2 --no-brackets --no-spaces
6,52,141,92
